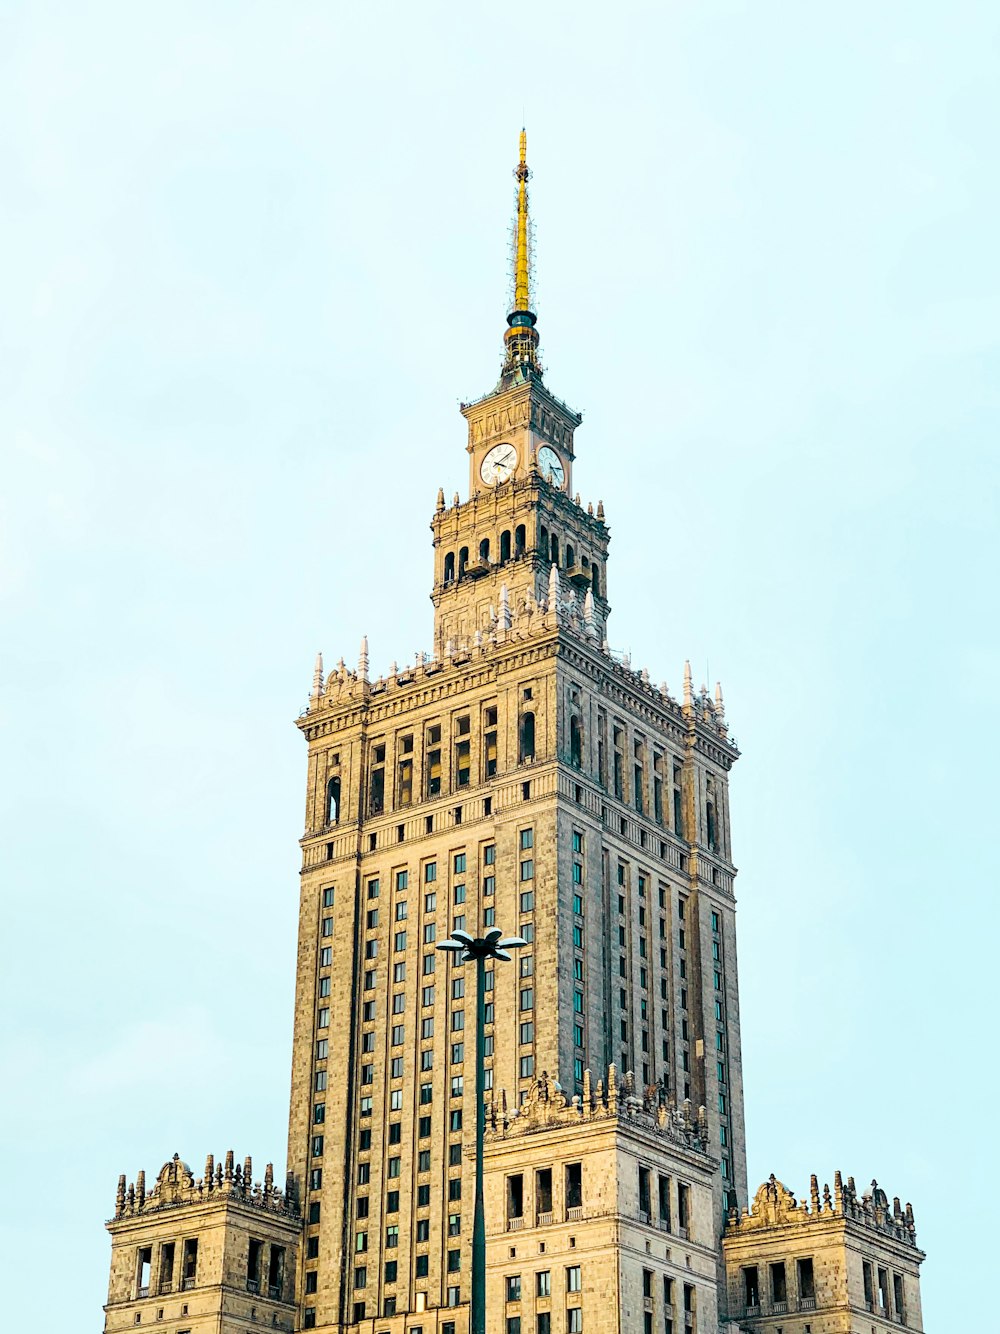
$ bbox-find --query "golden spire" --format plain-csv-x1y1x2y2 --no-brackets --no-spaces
513,129,531,313
502,128,541,381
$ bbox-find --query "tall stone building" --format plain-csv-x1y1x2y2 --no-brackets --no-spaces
102,134,927,1334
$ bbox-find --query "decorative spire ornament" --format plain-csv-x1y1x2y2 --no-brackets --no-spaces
583,587,596,636
358,636,369,681
683,660,693,708
499,584,512,631
311,651,324,700
501,130,542,381
548,562,559,615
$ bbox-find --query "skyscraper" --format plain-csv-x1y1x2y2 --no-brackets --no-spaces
103,132,927,1334
286,129,743,1330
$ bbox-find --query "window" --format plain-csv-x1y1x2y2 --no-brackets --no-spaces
519,713,536,763
520,988,534,1011
506,1174,524,1220
770,1261,787,1305
385,1225,399,1248
320,946,331,967
316,1039,328,1059
321,916,333,937
566,1265,581,1292
677,1182,690,1234
326,776,341,824
519,1054,534,1078
796,1258,815,1300
317,1007,329,1028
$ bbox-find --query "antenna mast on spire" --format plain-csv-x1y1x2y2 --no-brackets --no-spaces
502,129,542,382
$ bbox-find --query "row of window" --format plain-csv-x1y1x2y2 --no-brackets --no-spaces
134,1239,200,1300
441,526,603,597
325,696,539,826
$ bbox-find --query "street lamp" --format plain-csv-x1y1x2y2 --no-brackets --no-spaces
437,926,525,1334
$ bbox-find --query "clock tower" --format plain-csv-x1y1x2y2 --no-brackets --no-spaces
434,132,605,651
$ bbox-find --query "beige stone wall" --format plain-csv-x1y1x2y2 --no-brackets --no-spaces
484,1109,718,1334
105,1195,300,1334
723,1178,925,1333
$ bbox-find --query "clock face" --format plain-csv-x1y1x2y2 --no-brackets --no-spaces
480,442,517,485
537,446,565,488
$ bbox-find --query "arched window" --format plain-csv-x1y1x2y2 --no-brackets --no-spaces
519,712,536,764
514,524,526,555
550,534,559,565
443,552,455,583
458,546,469,577
570,716,583,769
591,565,601,597
540,525,548,554
566,544,576,568
500,530,512,563
707,800,718,851
327,776,341,825
479,537,490,562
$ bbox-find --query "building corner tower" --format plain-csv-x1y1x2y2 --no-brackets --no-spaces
286,132,747,1333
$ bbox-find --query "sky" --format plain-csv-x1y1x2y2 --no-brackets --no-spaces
2,2,998,1327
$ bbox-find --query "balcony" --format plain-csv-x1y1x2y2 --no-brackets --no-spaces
269,1284,283,1300
565,1206,583,1222
137,1287,149,1299
182,1278,195,1291
247,1279,260,1294
771,1300,788,1315
537,1211,553,1227
159,1282,173,1294
799,1296,816,1311
506,1217,524,1232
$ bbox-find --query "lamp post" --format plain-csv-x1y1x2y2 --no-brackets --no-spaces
437,927,525,1334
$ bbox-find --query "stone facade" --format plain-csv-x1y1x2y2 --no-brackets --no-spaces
484,1067,719,1334
723,1174,924,1332
99,133,928,1334
104,1152,301,1333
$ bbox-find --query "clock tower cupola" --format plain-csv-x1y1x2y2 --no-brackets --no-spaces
431,131,609,651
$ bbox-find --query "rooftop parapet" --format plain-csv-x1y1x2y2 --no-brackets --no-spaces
486,1065,711,1157
302,614,734,752
727,1172,919,1247
111,1151,298,1222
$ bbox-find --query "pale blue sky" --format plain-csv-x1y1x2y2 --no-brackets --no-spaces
3,2,997,1327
